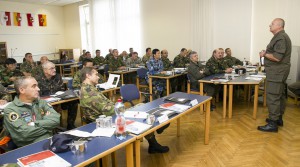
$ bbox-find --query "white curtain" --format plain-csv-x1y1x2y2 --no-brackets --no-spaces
90,0,141,55
190,0,214,61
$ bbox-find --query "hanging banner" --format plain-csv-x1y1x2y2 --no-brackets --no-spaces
13,12,22,26
38,14,47,26
26,13,34,26
0,11,11,26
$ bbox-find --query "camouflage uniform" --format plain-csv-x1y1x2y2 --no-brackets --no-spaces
32,64,43,77
80,83,114,123
35,72,77,129
108,57,125,71
93,55,106,65
72,69,105,89
0,69,24,87
206,56,229,74
161,57,172,70
119,55,129,64
126,57,142,67
223,56,243,67
0,84,12,102
173,54,189,68
105,53,113,62
0,64,5,72
187,61,218,96
79,55,86,62
142,54,151,65
3,96,60,147
146,58,165,96
20,61,37,74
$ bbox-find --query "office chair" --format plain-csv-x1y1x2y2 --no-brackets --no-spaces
120,84,151,108
186,74,200,95
136,68,149,91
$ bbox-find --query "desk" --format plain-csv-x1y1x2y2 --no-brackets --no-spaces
148,73,186,101
198,74,228,116
109,70,137,85
0,122,135,167
227,74,266,119
128,92,212,167
199,73,266,119
55,62,77,77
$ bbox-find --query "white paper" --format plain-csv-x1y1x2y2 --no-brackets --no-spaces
96,74,120,89
249,74,266,78
160,110,175,116
157,115,169,123
210,79,229,82
190,99,198,107
91,128,115,137
126,121,152,134
62,77,73,80
43,97,61,103
64,130,92,138
160,104,190,113
124,111,148,119
50,91,65,97
245,77,262,81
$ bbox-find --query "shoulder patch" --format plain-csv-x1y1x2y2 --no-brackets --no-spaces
9,112,19,121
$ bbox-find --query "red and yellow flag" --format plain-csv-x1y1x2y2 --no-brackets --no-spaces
26,13,34,26
13,12,21,26
38,14,47,26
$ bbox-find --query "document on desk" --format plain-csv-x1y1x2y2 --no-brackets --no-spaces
245,77,263,81
91,128,115,137
126,120,152,135
64,130,92,138
160,103,190,113
249,74,266,78
124,110,148,119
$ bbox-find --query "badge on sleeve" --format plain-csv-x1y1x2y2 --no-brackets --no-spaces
9,112,19,122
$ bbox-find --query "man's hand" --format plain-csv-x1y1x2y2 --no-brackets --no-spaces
259,50,266,58
160,71,166,74
225,68,233,73
0,100,7,105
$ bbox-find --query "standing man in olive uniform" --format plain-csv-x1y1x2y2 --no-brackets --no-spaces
258,18,292,132
108,49,126,71
35,61,78,130
0,58,24,87
20,53,37,76
206,49,233,74
3,76,60,147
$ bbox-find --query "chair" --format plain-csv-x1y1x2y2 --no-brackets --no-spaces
103,64,109,81
136,68,149,91
120,84,152,108
186,74,200,95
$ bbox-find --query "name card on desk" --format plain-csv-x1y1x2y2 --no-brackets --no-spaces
157,115,169,123
190,99,198,107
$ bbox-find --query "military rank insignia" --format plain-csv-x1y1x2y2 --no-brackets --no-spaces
9,112,19,121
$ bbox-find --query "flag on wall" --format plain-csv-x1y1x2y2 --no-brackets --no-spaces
38,14,47,26
13,12,22,26
0,11,11,26
26,13,34,26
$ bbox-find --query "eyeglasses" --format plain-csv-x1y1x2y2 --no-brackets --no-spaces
48,67,55,70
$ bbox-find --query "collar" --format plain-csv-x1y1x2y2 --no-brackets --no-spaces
12,96,38,107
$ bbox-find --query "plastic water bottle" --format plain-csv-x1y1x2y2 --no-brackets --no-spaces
243,58,247,67
115,99,126,140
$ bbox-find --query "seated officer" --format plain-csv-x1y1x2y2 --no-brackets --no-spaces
72,59,104,89
108,49,126,71
0,58,23,87
0,83,11,105
3,76,60,147
80,67,169,154
35,61,78,130
20,53,37,76
206,48,233,74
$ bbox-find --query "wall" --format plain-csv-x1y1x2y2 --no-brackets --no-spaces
213,0,252,62
63,2,82,61
0,1,66,62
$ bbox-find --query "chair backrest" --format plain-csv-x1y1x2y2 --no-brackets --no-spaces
104,64,109,73
120,84,140,106
137,68,148,79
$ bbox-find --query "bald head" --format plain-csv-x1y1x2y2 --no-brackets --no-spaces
40,56,49,64
269,18,285,34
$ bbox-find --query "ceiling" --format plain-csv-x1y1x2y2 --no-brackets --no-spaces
0,0,84,6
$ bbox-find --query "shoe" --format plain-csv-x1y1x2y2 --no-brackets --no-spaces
265,115,283,126
147,135,169,154
156,123,170,134
257,121,278,132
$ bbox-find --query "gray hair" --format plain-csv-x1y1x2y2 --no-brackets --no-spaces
42,61,55,69
14,76,34,94
189,51,198,58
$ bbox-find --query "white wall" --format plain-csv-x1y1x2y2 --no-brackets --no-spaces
0,1,66,62
213,0,252,62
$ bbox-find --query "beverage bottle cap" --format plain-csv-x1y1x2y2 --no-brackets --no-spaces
117,99,122,102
